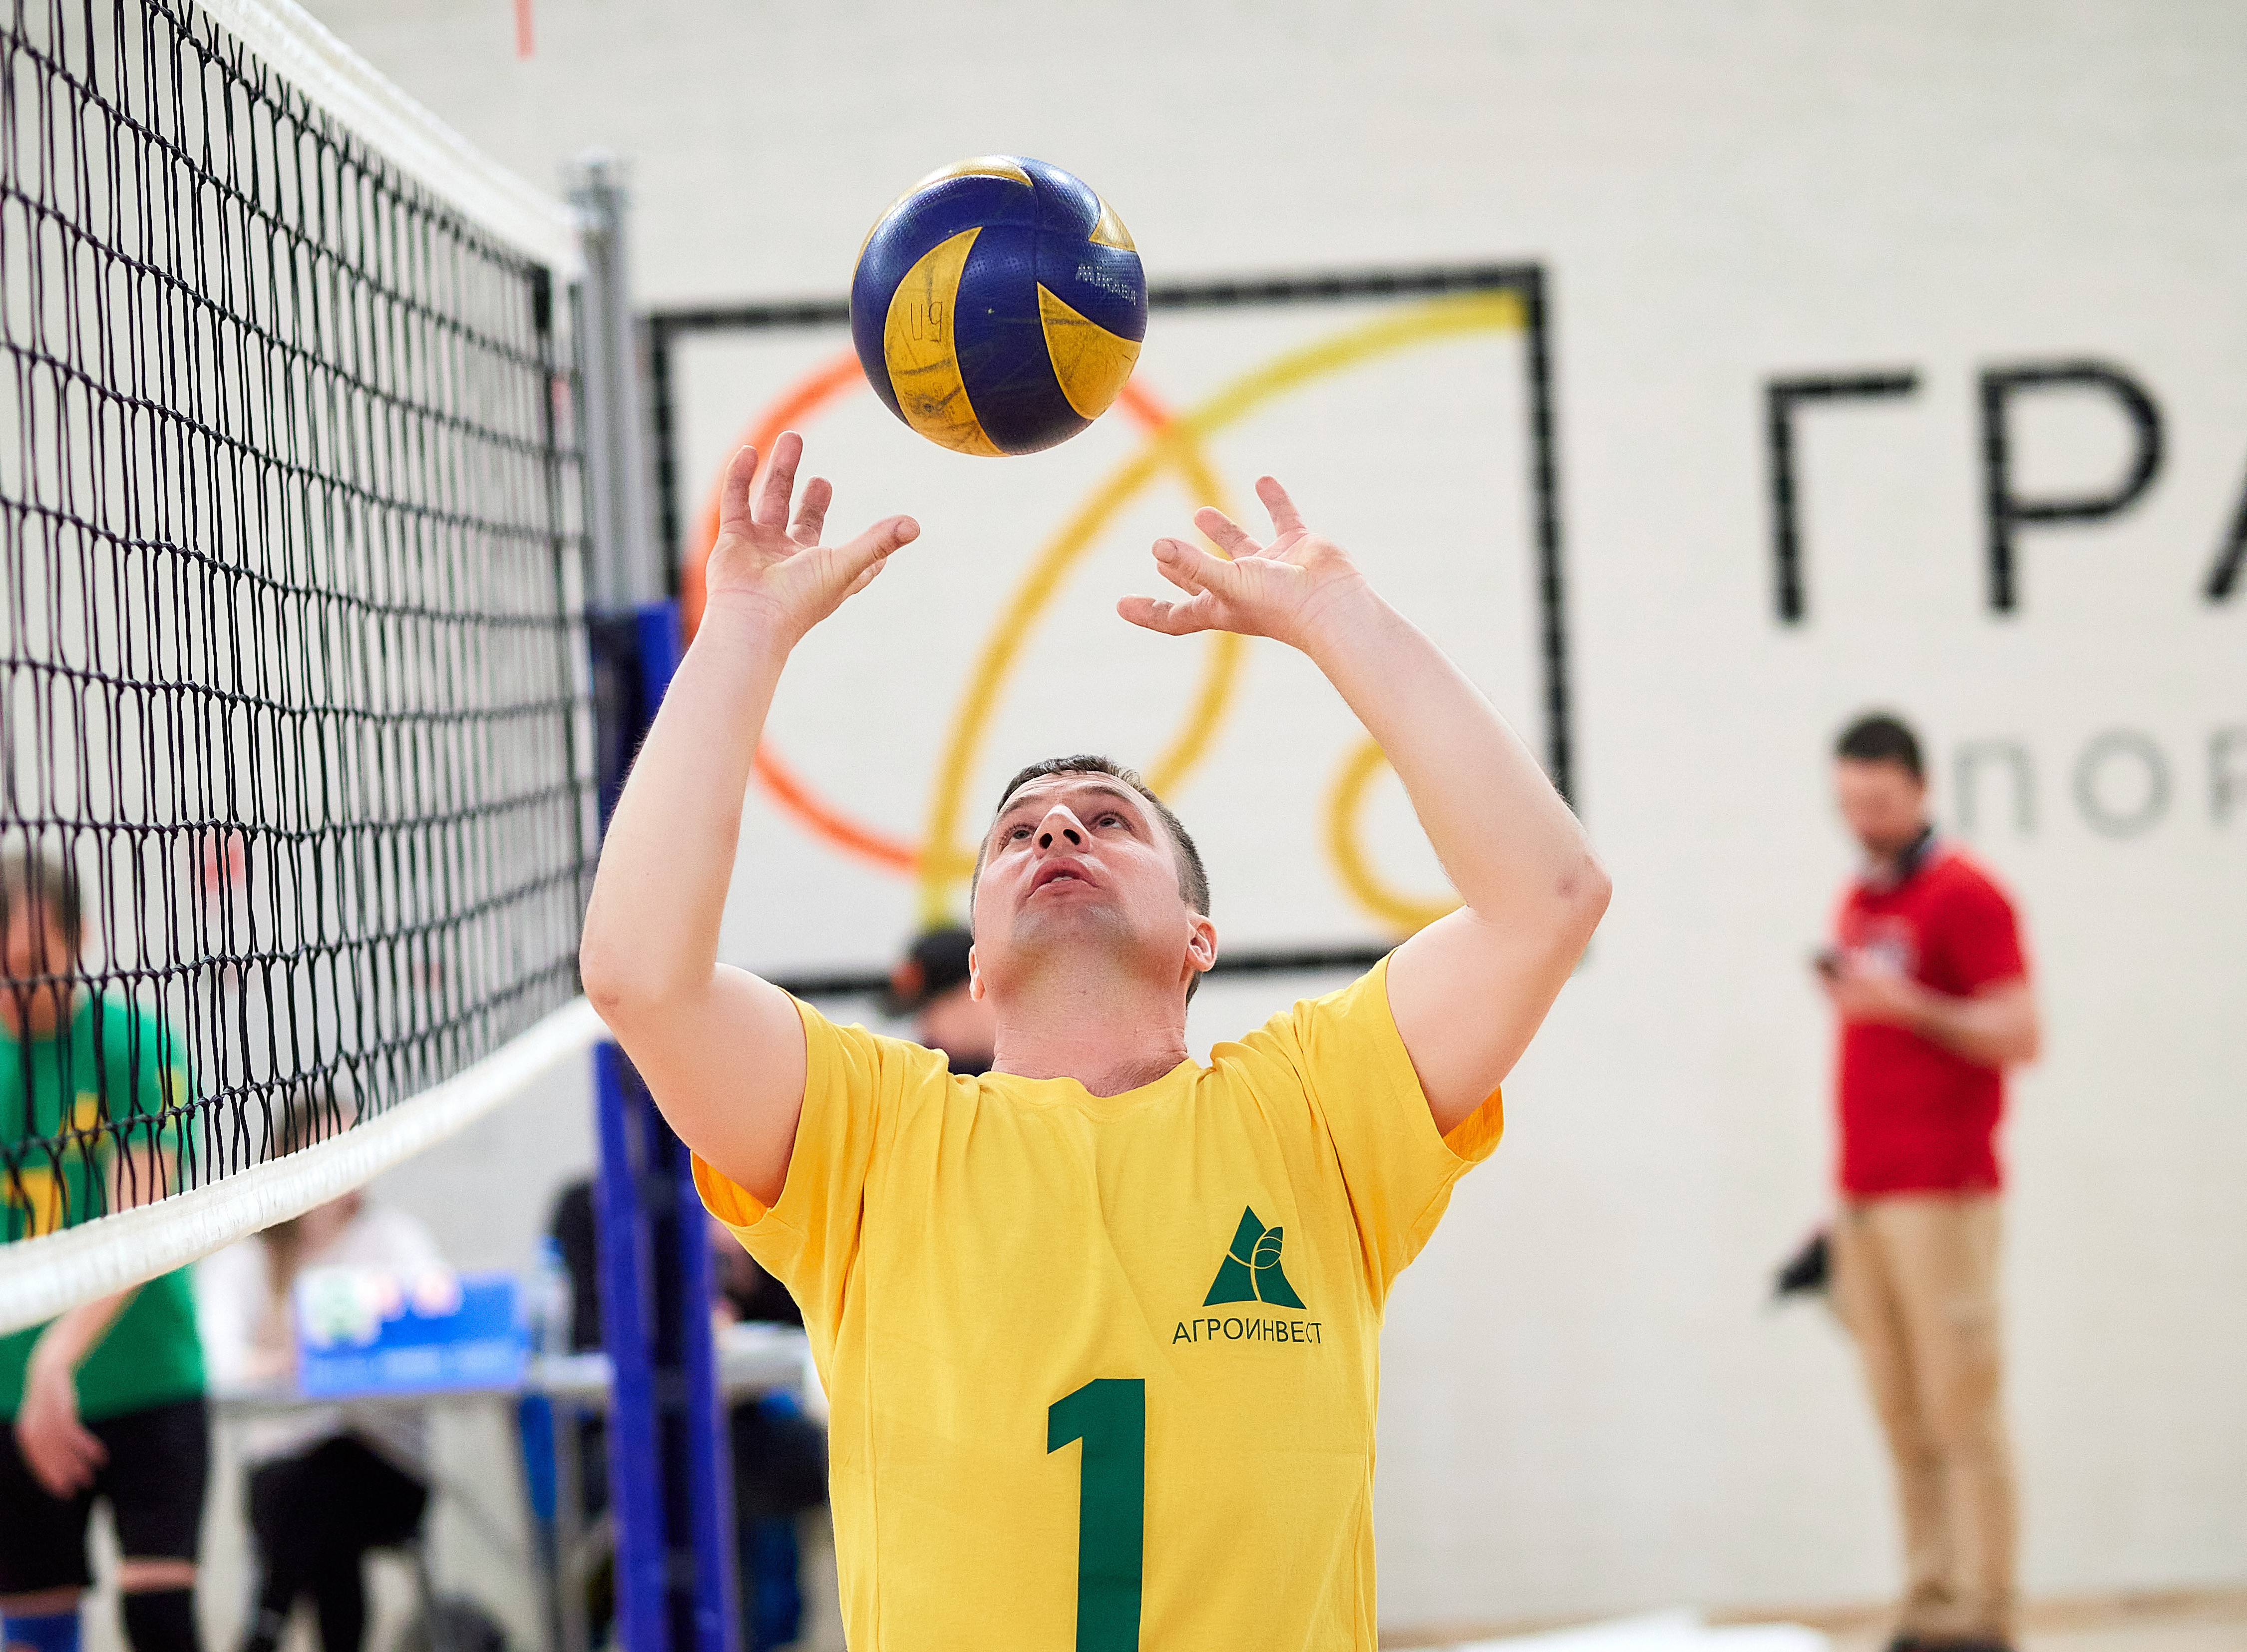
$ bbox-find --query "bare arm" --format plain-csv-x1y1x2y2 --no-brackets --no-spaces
1824,969,2039,1068
579,436,918,1204
1121,479,1610,1131
14,1144,170,1497
14,1289,133,1497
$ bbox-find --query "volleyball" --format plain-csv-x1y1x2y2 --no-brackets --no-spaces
849,156,1146,457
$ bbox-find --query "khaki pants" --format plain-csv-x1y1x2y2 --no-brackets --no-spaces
1833,1195,2017,1645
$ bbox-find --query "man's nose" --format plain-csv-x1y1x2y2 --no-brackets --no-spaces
1035,807,1086,851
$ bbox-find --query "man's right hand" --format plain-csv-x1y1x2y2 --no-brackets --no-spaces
704,433,919,647
16,1334,105,1498
582,431,918,1209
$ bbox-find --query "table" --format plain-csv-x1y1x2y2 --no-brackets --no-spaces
209,1323,814,1652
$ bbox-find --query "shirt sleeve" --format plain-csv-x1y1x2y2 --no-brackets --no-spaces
691,999,942,1331
1248,955,1505,1299
1939,867,2028,993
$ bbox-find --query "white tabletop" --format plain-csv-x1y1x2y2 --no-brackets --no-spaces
207,1321,814,1413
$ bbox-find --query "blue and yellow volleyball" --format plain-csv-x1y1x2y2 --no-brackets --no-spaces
850,157,1146,457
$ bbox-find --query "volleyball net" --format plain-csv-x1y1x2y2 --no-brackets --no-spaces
0,0,602,1329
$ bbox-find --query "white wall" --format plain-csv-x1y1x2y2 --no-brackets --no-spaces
298,0,2247,1630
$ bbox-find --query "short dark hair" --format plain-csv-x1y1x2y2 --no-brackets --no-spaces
1835,712,1924,781
980,755,1210,916
0,846,84,965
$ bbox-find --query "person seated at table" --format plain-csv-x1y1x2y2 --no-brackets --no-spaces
197,1092,447,1652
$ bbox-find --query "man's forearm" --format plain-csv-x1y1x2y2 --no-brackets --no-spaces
1905,981,2039,1067
581,601,793,1008
33,1289,136,1377
1303,587,1601,920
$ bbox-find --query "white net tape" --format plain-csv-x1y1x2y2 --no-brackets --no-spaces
0,996,605,1333
193,0,583,275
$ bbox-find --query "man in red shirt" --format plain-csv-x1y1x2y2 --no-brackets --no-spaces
1819,713,2040,1652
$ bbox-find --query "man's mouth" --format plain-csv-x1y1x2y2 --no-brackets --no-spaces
1029,863,1091,894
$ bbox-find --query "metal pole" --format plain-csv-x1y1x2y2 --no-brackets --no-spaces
571,152,742,1652
569,151,661,611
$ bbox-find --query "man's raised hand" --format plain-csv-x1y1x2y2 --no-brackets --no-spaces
704,432,919,645
1118,476,1371,655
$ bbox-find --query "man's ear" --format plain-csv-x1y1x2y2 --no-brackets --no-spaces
1186,915,1217,975
967,944,985,1001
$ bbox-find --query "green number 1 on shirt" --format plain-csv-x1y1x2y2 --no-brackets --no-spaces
1047,1378,1145,1652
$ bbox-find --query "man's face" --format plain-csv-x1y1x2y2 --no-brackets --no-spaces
969,773,1208,1002
0,901,77,1037
1834,758,1928,861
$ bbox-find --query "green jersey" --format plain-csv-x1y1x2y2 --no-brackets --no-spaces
0,995,204,1420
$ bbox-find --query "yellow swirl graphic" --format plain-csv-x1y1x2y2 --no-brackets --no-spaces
1324,738,1462,935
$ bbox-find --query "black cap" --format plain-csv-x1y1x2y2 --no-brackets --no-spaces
881,926,974,1016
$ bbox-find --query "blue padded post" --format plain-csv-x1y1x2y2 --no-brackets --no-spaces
591,598,741,1652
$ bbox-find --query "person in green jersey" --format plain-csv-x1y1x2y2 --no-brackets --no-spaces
1,850,207,1652
581,437,1612,1648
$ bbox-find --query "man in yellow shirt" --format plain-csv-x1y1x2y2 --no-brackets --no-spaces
582,436,1610,1650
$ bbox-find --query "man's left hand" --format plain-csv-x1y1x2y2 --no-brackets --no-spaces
1821,959,1927,1028
1119,476,1372,655
16,1347,104,1498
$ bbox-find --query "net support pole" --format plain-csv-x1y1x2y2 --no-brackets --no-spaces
593,1025,741,1652
571,152,661,610
575,151,742,1652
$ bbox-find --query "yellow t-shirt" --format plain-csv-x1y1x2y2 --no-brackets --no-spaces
695,957,1502,1652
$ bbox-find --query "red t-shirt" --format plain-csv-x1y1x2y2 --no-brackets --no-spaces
1833,842,2027,1196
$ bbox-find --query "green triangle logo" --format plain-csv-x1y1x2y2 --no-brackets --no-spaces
1202,1206,1306,1310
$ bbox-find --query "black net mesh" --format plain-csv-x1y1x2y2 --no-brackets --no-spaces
0,0,593,1239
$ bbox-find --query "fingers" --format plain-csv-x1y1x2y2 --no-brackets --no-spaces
1191,506,1261,560
27,1453,73,1498
1154,556,1203,596
792,476,833,547
66,1423,105,1485
756,431,805,526
1256,475,1306,536
26,1424,102,1496
1117,595,1211,636
716,445,761,538
1152,535,1229,595
834,514,920,584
